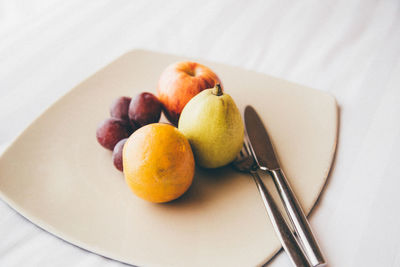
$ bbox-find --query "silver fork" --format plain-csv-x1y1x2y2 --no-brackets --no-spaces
233,139,311,267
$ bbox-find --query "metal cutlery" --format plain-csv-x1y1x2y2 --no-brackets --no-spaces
244,105,326,266
233,140,311,267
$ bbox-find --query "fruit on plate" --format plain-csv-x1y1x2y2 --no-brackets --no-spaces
110,96,131,122
157,61,222,125
123,123,195,203
112,138,127,172
96,118,134,150
97,92,163,171
178,84,244,168
129,92,162,127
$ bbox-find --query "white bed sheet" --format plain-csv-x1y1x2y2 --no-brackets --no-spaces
1,0,400,266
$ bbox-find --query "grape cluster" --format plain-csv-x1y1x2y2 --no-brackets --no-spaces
96,92,162,171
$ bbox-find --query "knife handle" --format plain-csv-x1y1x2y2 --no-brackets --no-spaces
270,169,326,267
250,171,311,267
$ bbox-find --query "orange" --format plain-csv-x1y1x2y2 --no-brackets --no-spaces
123,123,195,203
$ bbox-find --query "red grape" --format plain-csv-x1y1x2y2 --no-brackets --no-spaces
112,138,127,172
110,96,131,122
129,92,162,127
96,118,133,150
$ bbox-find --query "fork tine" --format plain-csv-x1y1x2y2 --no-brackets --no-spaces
243,133,254,158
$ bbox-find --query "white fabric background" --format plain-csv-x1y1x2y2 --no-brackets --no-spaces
1,0,400,266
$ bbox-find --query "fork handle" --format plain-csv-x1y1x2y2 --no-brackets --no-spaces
270,169,326,267
251,171,311,267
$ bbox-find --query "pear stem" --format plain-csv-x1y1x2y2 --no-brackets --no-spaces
212,84,223,96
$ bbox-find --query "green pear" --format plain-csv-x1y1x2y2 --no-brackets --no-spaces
178,84,244,168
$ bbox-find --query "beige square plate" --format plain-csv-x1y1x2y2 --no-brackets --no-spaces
0,50,338,267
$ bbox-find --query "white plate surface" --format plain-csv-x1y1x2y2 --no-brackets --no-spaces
0,50,338,267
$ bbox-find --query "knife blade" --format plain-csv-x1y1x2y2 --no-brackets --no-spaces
244,105,327,267
244,105,280,171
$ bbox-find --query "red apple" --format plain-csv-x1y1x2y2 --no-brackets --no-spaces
156,61,222,125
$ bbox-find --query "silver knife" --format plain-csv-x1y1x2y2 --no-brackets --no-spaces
244,105,327,267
